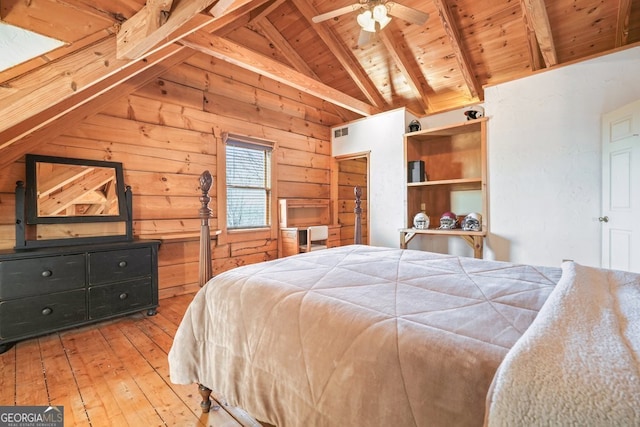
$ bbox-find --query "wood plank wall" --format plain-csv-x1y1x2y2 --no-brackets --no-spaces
337,157,368,246
0,52,343,299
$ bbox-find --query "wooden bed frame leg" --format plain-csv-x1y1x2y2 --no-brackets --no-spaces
198,384,219,413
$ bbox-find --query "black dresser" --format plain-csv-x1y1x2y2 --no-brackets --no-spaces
0,240,159,353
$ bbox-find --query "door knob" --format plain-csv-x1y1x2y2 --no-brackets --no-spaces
598,216,609,223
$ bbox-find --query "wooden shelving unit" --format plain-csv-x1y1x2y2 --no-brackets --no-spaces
278,199,331,228
402,118,488,258
277,199,339,257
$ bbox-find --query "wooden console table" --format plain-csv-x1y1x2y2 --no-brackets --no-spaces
399,228,486,259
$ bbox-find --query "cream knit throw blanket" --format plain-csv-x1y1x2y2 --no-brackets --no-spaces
486,262,640,426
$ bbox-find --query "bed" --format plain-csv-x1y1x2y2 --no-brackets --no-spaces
168,177,640,426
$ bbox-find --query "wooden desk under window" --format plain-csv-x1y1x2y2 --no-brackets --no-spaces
277,198,340,257
279,225,341,257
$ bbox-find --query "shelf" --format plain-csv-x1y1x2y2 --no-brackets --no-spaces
399,228,486,258
137,230,221,243
279,199,330,228
405,118,486,139
407,178,482,187
398,228,486,237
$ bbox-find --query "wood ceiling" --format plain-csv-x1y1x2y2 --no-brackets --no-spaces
1,0,639,160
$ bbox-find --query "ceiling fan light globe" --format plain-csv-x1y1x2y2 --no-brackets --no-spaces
372,4,391,30
357,10,376,32
372,4,388,20
377,14,392,29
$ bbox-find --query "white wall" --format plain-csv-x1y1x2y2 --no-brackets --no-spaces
332,46,640,268
332,108,406,247
485,46,640,267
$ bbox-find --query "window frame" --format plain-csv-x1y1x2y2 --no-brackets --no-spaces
216,132,278,244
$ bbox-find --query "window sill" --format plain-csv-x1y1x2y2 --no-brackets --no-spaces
227,227,271,234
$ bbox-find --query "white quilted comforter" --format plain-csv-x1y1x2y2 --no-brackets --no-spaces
169,245,562,426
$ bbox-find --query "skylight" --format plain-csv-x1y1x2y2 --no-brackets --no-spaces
0,22,65,72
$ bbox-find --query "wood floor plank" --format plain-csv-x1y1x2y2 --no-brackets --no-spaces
136,315,176,354
118,317,246,426
158,293,195,325
14,338,48,405
99,320,208,426
140,307,180,338
37,333,91,426
61,328,144,426
0,345,17,405
93,326,168,426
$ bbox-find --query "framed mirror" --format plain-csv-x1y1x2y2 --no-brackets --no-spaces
25,154,127,224
15,155,132,249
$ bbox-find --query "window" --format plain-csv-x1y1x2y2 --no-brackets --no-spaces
224,135,273,230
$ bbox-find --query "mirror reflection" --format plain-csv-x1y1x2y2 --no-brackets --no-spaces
36,162,120,217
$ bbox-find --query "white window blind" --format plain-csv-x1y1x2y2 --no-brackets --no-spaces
225,135,273,229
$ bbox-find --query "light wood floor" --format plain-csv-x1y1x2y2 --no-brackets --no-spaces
0,293,261,427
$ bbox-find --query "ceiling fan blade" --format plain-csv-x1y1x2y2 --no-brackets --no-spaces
386,2,429,26
357,29,373,47
312,3,364,23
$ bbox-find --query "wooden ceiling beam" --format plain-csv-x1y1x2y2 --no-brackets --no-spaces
290,0,387,109
0,36,127,141
146,0,174,33
0,41,195,170
209,0,253,17
519,0,558,67
378,26,431,115
0,0,273,164
615,0,632,47
202,0,272,36
180,31,379,116
520,8,545,71
254,17,349,121
254,18,317,78
117,0,267,60
432,0,483,100
248,0,288,24
117,0,218,59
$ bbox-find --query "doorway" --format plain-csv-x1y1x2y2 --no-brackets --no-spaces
334,153,369,245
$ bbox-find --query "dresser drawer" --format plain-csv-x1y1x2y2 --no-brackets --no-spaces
88,247,151,285
89,278,153,319
0,289,86,340
0,254,85,299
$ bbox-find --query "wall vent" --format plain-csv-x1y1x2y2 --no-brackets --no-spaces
334,127,349,138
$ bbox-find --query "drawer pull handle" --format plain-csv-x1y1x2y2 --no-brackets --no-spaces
118,261,127,268
41,307,53,316
119,293,128,300
41,270,52,277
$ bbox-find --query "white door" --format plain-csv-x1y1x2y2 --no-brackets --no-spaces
601,99,640,272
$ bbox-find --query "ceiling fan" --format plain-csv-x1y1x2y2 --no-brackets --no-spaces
312,1,429,46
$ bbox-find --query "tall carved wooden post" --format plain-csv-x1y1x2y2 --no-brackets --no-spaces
198,170,221,413
199,170,213,287
354,185,362,244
